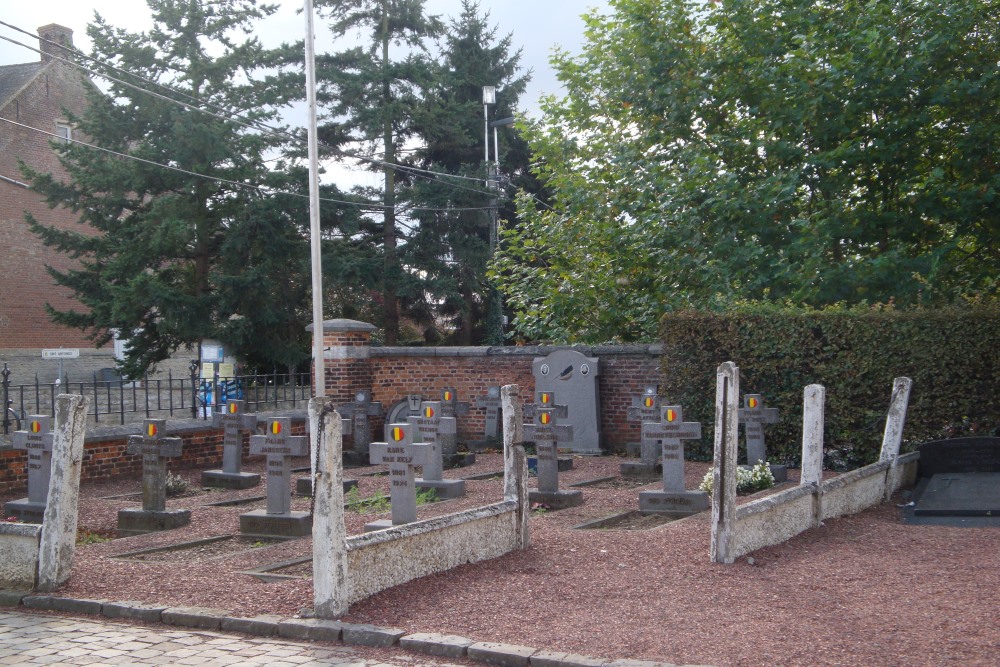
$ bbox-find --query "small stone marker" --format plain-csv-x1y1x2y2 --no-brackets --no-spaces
202,400,260,489
4,416,55,523
118,419,191,535
409,401,465,499
439,387,470,418
533,349,602,454
475,385,503,440
522,391,568,420
637,405,709,514
338,390,383,457
523,408,582,509
626,386,661,423
366,423,435,531
738,394,785,482
240,417,311,538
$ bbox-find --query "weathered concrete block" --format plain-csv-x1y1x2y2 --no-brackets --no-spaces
0,590,27,607
0,522,41,591
201,470,261,490
239,509,312,538
277,617,345,641
46,597,106,615
117,508,191,537
161,606,229,630
341,622,406,647
528,489,584,510
468,641,538,667
529,650,607,667
221,614,283,636
399,632,473,658
102,600,167,622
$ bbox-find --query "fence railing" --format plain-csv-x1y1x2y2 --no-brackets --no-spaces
1,362,312,434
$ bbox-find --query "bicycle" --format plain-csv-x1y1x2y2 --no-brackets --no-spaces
4,399,23,434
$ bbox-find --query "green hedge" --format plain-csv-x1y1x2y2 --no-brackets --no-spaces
660,303,999,468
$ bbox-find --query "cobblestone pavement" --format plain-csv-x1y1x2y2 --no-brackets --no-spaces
0,611,462,666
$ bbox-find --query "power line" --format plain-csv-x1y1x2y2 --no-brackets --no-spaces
0,21,502,199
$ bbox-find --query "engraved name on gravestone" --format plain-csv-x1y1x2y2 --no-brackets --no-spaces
118,419,191,535
533,349,602,454
475,385,503,439
203,400,260,489
367,424,435,529
338,390,383,455
409,401,465,498
523,408,582,509
241,417,312,537
638,405,709,513
4,416,55,523
439,387,470,419
626,386,661,425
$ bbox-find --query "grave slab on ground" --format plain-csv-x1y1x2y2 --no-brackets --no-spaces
904,437,1000,526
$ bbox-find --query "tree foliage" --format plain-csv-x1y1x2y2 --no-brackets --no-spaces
23,0,304,377
404,0,532,344
494,0,1000,344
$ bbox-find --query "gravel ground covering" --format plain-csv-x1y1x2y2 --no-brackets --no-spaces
3,451,997,667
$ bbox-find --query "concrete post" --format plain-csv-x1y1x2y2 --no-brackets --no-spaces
501,384,529,550
36,394,89,592
800,384,825,528
311,397,349,619
710,362,739,564
880,377,913,501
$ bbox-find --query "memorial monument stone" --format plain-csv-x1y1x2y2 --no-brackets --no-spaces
533,349,602,454
637,405,709,513
523,408,582,509
240,417,312,537
365,423,434,531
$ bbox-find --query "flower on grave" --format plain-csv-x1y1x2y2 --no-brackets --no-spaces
3,516,22,523
699,461,775,495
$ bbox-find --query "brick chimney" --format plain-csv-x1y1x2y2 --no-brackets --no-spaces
37,24,73,63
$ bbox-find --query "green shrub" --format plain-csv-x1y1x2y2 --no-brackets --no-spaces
661,301,999,467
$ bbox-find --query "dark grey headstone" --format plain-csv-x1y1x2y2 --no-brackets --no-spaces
917,437,1000,476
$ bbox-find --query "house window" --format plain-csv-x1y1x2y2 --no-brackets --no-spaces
55,123,72,144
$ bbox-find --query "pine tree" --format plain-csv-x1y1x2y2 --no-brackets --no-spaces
405,0,532,344
22,0,303,377
315,0,443,344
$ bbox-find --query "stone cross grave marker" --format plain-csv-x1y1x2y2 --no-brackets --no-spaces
533,349,602,454
408,401,465,498
738,393,785,481
127,420,184,513
626,386,661,425
368,423,435,529
338,390,383,455
118,419,191,535
523,391,568,420
242,417,312,537
638,405,709,513
621,386,663,476
5,416,55,523
523,408,582,509
439,387,470,419
203,400,260,489
475,385,503,439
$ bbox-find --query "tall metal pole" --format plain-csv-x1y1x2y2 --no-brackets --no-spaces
304,0,325,399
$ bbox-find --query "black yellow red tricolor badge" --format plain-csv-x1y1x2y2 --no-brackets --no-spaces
392,426,405,441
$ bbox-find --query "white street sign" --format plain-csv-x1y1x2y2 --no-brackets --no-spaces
42,349,80,360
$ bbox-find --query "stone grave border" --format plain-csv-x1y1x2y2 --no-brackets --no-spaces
711,372,920,564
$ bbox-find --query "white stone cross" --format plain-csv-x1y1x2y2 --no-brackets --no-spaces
127,419,184,512
738,394,779,465
250,418,309,515
370,424,434,525
642,405,701,492
626,386,661,424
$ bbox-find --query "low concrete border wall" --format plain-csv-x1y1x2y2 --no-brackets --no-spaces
729,452,919,560
346,500,518,604
0,521,41,589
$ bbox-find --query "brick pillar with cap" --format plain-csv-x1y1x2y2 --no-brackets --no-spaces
306,319,377,404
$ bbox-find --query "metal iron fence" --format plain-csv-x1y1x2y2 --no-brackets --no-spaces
1,362,312,434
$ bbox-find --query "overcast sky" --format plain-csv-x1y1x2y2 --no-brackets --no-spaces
0,0,611,117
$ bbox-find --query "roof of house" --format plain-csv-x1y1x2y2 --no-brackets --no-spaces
0,61,47,110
